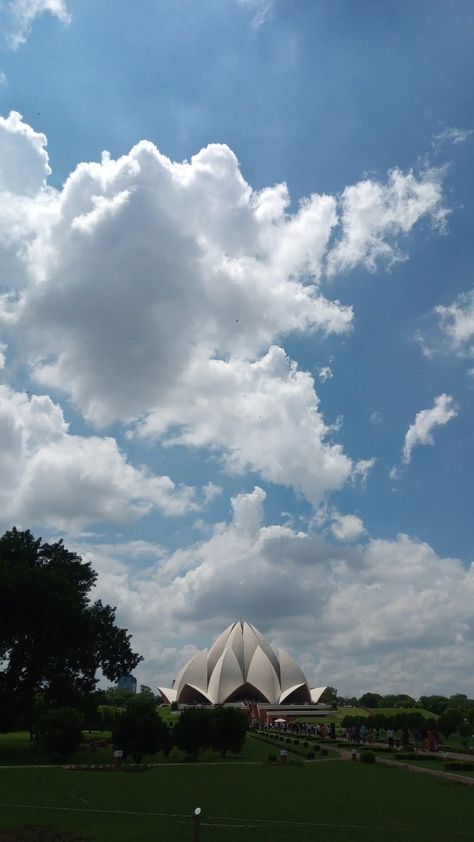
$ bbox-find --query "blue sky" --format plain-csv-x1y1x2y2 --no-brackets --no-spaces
0,0,473,696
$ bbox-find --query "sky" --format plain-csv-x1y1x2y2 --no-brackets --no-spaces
0,0,473,697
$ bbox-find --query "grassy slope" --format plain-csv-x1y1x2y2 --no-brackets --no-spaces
0,759,473,842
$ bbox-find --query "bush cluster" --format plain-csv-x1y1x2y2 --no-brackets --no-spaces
359,750,376,764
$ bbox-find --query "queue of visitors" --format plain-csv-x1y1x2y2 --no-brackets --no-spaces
255,718,441,751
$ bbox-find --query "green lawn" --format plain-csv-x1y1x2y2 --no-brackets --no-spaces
369,708,438,719
0,758,473,842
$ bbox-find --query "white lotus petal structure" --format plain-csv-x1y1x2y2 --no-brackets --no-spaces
158,621,326,705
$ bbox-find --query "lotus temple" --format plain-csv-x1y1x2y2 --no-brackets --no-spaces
158,621,327,716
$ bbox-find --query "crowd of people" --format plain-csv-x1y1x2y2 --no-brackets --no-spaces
254,717,441,751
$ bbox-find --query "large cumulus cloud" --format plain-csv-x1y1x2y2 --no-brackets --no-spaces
0,112,447,506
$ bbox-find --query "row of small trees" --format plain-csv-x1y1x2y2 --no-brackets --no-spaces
33,697,249,763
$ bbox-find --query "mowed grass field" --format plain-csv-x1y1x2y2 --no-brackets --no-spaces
0,752,473,842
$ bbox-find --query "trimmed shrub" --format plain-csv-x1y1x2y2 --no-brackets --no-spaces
320,748,328,756
286,737,292,743
313,744,321,752
360,750,376,764
34,707,84,762
294,739,299,745
306,751,315,759
303,742,308,748
268,754,278,764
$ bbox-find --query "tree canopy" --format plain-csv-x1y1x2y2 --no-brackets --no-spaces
0,528,142,727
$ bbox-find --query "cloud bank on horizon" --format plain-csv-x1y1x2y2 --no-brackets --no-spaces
0,0,473,696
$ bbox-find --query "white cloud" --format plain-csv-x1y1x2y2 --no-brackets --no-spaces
2,0,70,48
0,71,7,86
0,125,351,428
370,410,382,425
352,457,376,486
0,385,199,531
433,127,473,148
416,288,474,364
330,512,365,542
0,342,6,368
327,167,447,276
238,0,274,30
434,288,474,357
135,347,354,506
317,365,333,382
79,487,474,696
0,111,51,194
0,113,450,506
402,394,458,466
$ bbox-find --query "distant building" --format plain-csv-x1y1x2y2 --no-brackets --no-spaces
117,674,137,693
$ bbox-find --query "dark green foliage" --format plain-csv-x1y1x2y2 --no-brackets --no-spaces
103,688,136,709
319,686,338,705
209,707,248,757
458,722,472,738
172,708,212,759
438,707,464,737
306,751,315,759
320,747,328,756
172,707,248,759
0,528,142,730
112,699,171,762
418,695,449,716
444,760,474,771
170,701,179,711
359,692,384,708
341,711,437,734
268,754,277,764
359,750,375,763
34,707,84,761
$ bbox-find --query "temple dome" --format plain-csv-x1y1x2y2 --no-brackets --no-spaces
158,621,326,705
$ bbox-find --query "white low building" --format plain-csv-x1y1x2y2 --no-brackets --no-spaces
158,621,326,706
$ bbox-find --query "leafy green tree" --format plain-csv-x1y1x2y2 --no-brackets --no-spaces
458,721,472,738
112,699,171,762
359,693,383,708
418,695,449,716
173,708,213,759
319,686,338,705
139,685,155,698
438,707,464,737
103,687,137,708
449,694,471,711
381,694,416,708
34,706,84,761
0,528,142,727
210,707,248,757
